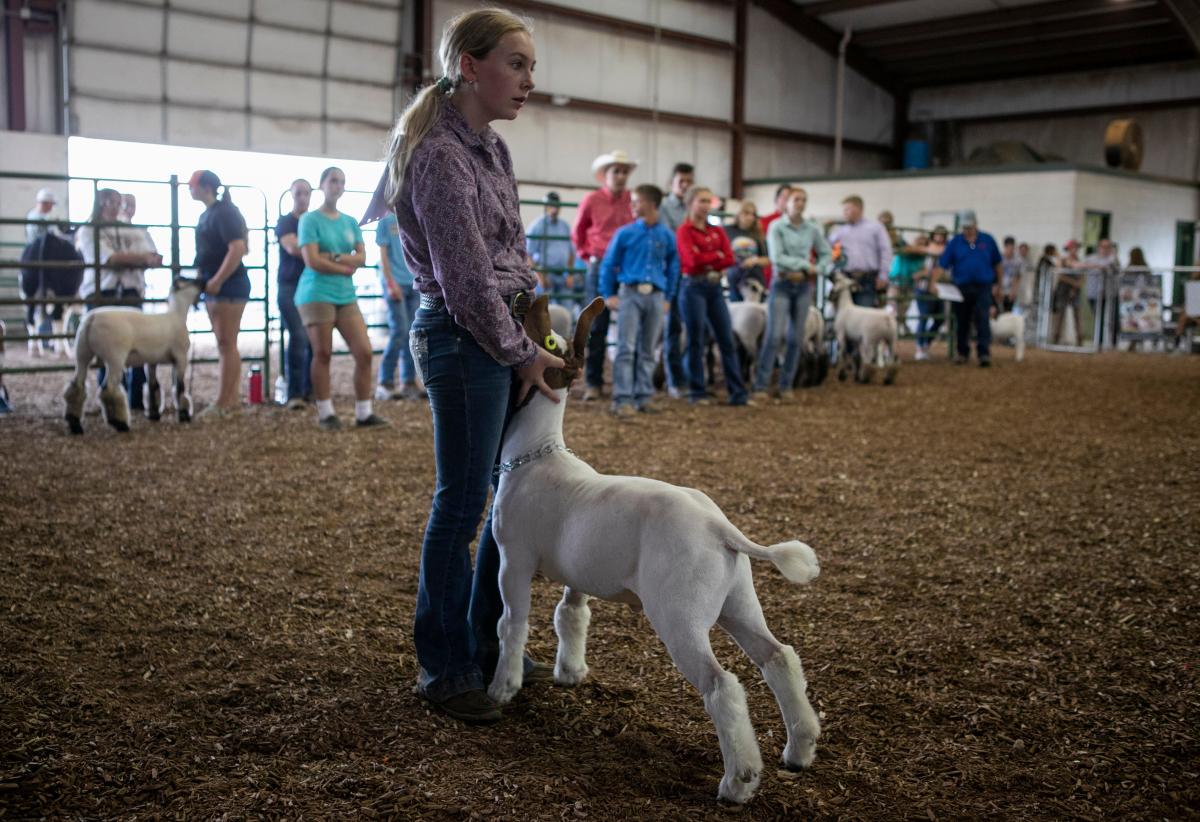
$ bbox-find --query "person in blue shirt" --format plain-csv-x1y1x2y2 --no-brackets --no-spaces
374,211,422,400
525,191,575,305
600,184,680,415
275,178,312,408
933,210,1002,367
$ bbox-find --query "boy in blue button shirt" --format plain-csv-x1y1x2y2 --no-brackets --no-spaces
600,184,680,416
934,209,1002,367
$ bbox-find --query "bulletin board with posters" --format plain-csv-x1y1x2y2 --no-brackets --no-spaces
1116,272,1164,341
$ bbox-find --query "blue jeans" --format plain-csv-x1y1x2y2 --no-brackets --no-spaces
613,284,665,407
379,283,420,386
277,280,312,400
954,282,992,359
584,259,611,389
915,287,943,349
663,292,688,390
408,306,512,700
850,272,878,308
753,279,810,392
681,278,747,404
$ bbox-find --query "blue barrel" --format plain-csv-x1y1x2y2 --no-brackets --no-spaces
903,139,931,170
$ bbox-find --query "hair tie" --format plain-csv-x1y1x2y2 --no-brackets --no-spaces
436,75,453,94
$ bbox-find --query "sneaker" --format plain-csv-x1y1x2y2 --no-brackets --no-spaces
689,397,712,407
750,390,770,403
729,397,756,407
400,382,426,400
582,385,602,402
979,357,991,368
666,386,684,400
196,404,237,422
953,355,968,366
356,413,390,428
914,348,929,362
374,384,395,401
610,403,636,418
286,397,307,411
777,389,795,403
0,385,11,415
636,403,661,415
319,415,342,431
425,688,502,724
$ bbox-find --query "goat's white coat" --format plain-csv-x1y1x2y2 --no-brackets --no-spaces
488,370,821,803
990,312,1026,361
62,281,198,433
828,273,899,384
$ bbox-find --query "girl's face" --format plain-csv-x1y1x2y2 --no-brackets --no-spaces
463,30,536,123
737,204,757,230
188,183,205,203
689,190,713,221
100,192,122,221
321,170,346,203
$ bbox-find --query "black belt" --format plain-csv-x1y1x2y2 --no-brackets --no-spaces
420,290,532,321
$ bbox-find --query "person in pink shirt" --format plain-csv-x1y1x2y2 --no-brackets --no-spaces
573,149,635,400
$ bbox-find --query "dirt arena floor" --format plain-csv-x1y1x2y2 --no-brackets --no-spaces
2,343,1198,820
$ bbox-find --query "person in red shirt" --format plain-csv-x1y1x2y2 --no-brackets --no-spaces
677,187,750,406
758,183,794,288
573,149,636,400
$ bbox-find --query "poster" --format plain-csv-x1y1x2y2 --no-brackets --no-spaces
1117,272,1163,339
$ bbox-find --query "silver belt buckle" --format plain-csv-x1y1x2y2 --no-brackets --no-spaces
636,282,654,296
705,270,722,284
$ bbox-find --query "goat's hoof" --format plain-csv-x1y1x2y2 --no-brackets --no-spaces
836,370,848,382
147,410,162,422
782,738,817,771
487,676,521,706
110,419,130,433
553,663,589,686
718,769,760,804
179,410,191,423
66,415,83,435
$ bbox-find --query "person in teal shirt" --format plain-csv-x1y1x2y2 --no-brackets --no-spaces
296,166,386,430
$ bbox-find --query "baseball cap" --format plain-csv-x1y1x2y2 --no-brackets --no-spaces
36,187,57,203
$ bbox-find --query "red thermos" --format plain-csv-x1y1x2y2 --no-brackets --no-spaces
248,365,263,404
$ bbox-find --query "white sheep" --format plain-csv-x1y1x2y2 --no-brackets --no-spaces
989,311,1025,362
488,297,822,805
828,272,898,385
63,278,200,434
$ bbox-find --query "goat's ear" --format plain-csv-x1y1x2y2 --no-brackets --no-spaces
523,294,553,346
572,298,605,361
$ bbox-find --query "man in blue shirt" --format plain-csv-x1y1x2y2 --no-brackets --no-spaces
935,210,1002,367
600,184,680,416
525,191,575,305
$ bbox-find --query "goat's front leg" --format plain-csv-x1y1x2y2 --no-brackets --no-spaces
553,586,591,686
487,554,534,705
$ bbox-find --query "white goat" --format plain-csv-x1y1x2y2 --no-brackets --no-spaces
63,278,199,434
489,297,822,804
828,272,898,385
990,312,1025,362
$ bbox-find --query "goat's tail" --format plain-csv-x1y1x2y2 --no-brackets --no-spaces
726,536,820,585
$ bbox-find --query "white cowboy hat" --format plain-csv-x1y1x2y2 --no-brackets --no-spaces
591,149,638,181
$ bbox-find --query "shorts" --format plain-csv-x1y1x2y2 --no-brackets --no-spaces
297,300,362,327
200,270,251,303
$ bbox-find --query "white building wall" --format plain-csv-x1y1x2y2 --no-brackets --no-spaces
1071,173,1200,274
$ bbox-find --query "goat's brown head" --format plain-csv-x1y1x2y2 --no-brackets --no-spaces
520,295,605,394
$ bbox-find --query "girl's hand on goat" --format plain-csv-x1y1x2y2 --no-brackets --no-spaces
516,346,566,405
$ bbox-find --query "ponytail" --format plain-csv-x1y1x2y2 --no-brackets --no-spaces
383,8,532,207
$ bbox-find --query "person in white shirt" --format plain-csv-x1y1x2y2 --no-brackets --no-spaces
75,189,163,412
26,187,65,244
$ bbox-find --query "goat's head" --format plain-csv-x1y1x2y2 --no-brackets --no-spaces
521,295,605,392
170,277,203,307
827,271,858,299
738,278,766,303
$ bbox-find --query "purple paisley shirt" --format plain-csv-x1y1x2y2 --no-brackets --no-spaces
393,102,537,368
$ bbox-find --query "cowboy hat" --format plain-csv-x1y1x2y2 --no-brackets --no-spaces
591,149,638,181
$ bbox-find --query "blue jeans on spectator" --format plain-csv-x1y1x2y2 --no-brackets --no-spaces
753,278,810,392
612,284,665,408
915,287,943,350
277,279,312,400
850,271,878,308
681,278,747,404
87,288,146,410
663,292,688,391
584,258,611,389
379,283,420,387
954,282,992,360
408,306,512,701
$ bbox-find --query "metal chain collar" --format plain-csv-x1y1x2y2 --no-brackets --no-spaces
494,443,574,476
